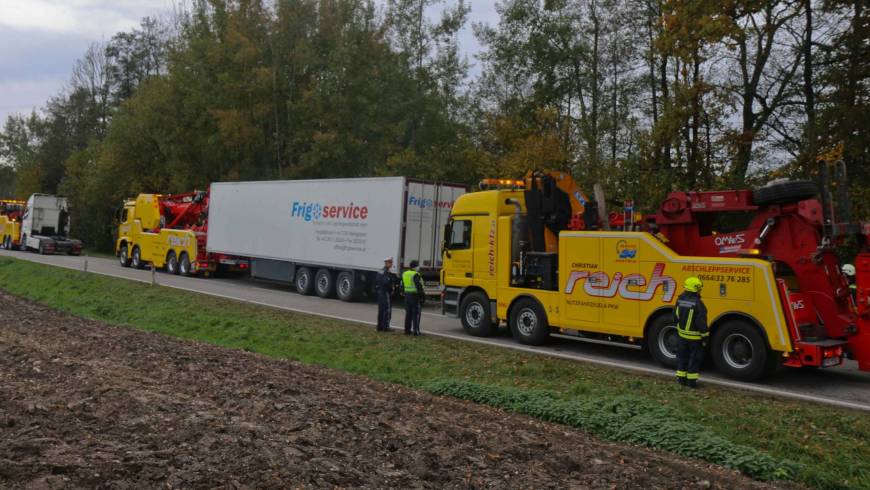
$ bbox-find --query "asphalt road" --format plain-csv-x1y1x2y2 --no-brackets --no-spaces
2,248,869,411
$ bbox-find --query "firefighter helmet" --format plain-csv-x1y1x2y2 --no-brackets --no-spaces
842,264,856,277
684,276,703,293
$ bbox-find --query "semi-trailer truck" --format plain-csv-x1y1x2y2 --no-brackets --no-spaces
207,177,466,301
19,194,82,255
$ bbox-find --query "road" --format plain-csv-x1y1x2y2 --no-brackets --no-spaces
2,248,869,411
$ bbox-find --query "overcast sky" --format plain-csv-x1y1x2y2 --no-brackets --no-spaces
0,0,498,130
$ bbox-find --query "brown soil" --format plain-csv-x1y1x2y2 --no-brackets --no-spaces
0,290,788,489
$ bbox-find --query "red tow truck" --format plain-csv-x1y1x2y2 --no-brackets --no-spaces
649,180,869,372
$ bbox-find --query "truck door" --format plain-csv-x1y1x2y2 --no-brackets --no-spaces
601,237,641,335
562,235,602,327
442,217,474,288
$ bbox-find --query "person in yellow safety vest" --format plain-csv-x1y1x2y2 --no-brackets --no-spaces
674,276,709,389
843,264,857,300
402,260,425,336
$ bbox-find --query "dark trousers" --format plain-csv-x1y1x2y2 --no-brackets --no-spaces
676,338,704,382
404,294,421,335
376,293,391,331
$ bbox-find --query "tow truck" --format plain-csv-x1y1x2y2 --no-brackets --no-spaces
0,199,24,250
441,170,869,380
115,190,248,276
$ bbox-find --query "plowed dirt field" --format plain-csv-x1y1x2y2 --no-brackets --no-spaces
0,290,786,489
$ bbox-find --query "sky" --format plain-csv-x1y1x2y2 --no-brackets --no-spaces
0,0,499,130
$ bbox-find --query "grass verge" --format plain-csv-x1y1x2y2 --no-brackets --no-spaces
0,257,867,488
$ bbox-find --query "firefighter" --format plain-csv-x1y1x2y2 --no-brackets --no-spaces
402,260,425,336
842,264,857,300
674,276,708,389
375,257,394,332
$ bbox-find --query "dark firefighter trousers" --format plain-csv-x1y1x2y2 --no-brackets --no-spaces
676,338,704,381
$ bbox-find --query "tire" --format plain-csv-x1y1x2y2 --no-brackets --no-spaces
646,314,680,369
38,242,46,255
315,268,335,298
753,180,817,206
179,252,192,276
119,243,130,267
20,235,27,252
166,251,179,275
295,267,314,295
131,246,144,269
460,291,495,337
509,298,549,345
1,235,7,249
711,321,769,381
336,271,358,302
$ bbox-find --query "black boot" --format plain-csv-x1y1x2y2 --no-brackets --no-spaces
677,377,687,386
687,379,699,389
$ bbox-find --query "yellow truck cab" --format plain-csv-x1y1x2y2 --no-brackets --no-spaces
116,194,204,275
441,183,793,381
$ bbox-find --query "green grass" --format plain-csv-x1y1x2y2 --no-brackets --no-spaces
0,257,867,488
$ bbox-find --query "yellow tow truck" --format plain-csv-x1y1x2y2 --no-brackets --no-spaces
441,171,794,381
0,199,24,250
116,191,248,276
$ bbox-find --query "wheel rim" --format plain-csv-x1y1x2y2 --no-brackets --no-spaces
658,324,679,360
317,275,329,293
338,277,351,297
723,333,754,369
298,272,308,290
465,302,484,328
132,249,140,266
168,256,176,272
120,247,127,264
516,308,537,336
180,257,189,274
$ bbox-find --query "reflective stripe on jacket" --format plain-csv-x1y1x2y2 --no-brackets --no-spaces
674,291,708,340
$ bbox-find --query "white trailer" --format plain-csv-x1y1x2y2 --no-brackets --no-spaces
20,194,83,255
207,177,466,301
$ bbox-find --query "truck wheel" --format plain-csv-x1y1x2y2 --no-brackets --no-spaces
166,251,179,275
179,252,192,276
295,267,314,295
1,235,7,249
509,298,549,345
753,180,817,205
315,269,336,298
38,242,46,255
647,314,680,368
460,291,495,337
711,321,768,381
20,235,27,252
336,271,358,302
118,244,131,267
131,246,144,269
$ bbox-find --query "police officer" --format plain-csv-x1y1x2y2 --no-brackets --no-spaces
843,264,857,300
375,257,394,332
674,276,708,389
403,260,425,336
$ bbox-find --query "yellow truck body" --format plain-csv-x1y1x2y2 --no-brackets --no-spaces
115,194,207,275
441,189,793,380
1,215,21,249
